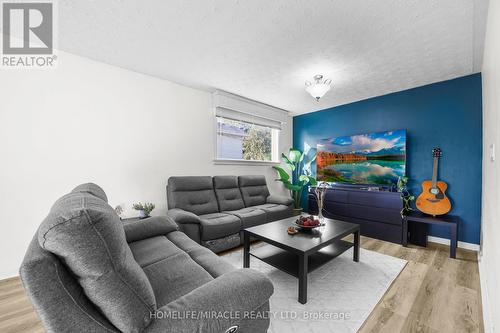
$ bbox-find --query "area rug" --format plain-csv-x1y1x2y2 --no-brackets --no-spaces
221,243,407,333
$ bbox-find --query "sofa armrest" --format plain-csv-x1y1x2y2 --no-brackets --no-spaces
167,208,201,224
123,216,178,243
146,269,273,333
267,194,293,206
167,208,202,243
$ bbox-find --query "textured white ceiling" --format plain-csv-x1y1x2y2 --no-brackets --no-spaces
55,0,488,114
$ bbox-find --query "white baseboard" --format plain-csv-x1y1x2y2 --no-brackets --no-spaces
478,253,494,333
426,236,480,251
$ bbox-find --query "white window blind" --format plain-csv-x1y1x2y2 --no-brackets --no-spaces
215,107,283,130
213,90,288,128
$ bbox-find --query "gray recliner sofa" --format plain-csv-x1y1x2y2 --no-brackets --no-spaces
167,175,293,253
20,183,273,333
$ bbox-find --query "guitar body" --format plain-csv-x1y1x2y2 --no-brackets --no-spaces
416,180,451,216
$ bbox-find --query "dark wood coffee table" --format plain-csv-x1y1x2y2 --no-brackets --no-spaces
243,216,360,304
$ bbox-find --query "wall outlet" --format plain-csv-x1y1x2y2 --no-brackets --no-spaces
490,143,495,162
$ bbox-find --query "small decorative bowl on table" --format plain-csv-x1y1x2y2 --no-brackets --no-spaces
287,226,299,235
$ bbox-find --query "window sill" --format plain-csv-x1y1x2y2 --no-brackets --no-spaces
213,159,280,166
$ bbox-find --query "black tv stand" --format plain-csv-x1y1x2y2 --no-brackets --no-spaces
309,184,407,244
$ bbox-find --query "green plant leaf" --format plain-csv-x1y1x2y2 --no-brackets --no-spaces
281,153,295,171
297,175,318,187
288,148,302,163
298,180,308,187
298,175,309,182
308,176,318,186
284,183,302,192
272,165,290,182
279,180,293,188
281,153,292,164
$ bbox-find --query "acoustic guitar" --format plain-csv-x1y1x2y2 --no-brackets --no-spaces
416,148,452,216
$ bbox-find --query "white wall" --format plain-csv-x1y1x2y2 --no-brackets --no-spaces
480,0,500,331
0,51,292,280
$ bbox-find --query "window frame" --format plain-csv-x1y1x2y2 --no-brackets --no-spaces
213,115,281,165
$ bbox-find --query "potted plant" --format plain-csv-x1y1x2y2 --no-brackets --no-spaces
273,147,317,215
397,176,415,217
132,202,155,219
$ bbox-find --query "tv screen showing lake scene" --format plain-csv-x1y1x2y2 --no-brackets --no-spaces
317,129,406,185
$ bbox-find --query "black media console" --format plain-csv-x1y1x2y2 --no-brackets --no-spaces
308,184,424,245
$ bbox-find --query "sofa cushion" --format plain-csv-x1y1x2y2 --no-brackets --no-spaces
213,176,245,211
199,213,242,240
167,231,235,277
167,176,219,215
238,175,270,207
129,235,213,307
253,203,293,222
144,269,274,333
224,207,266,229
38,183,156,333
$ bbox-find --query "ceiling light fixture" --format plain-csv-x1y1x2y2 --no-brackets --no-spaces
305,75,332,101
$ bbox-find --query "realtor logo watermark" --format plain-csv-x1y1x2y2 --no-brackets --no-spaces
1,1,57,68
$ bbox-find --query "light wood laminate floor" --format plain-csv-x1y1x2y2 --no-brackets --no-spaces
0,236,483,333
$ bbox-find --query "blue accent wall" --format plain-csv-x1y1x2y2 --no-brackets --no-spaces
293,74,482,244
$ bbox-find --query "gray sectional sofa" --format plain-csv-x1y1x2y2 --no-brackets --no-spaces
167,175,294,253
20,183,274,333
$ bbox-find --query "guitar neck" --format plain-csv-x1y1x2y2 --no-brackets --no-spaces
431,157,439,187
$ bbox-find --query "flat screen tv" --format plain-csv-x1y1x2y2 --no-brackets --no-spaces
317,129,406,185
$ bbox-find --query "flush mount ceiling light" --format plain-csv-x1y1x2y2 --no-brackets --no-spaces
305,75,332,101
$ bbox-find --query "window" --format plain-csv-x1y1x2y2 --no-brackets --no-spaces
212,90,286,164
216,117,279,162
